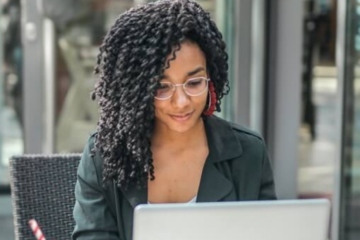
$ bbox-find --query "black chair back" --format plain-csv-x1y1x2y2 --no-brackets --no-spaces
10,154,81,240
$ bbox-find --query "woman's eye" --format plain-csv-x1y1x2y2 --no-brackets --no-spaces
158,83,171,90
187,80,202,87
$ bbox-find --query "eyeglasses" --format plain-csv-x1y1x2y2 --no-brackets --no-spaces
154,77,210,100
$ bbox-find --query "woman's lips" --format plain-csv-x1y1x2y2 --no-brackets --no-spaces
169,112,193,122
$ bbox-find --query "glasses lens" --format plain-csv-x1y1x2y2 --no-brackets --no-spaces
185,78,207,95
155,82,173,99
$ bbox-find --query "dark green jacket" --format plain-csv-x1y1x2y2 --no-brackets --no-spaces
72,115,276,240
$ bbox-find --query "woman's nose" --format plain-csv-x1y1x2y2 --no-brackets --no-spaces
171,86,190,108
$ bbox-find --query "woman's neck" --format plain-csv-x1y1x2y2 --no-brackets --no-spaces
151,118,207,150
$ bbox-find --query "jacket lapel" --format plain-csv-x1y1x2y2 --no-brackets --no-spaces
120,184,147,208
196,158,233,202
197,115,243,202
202,115,243,163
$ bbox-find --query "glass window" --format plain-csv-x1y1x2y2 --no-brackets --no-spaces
298,0,337,201
0,1,22,239
0,0,23,186
340,0,360,239
297,1,337,237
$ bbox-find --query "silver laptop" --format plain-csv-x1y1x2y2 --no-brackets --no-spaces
133,199,330,240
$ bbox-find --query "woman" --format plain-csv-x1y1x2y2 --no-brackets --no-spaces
72,0,276,239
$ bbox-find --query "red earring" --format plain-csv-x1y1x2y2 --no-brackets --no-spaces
203,81,216,115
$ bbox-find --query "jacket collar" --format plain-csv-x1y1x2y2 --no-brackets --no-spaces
119,115,243,208
203,115,243,162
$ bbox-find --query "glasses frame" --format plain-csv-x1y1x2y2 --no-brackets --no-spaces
154,77,211,100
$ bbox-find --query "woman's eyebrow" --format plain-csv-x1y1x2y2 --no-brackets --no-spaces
161,67,206,80
187,67,205,76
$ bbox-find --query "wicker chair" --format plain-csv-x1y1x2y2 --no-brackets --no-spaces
9,154,82,240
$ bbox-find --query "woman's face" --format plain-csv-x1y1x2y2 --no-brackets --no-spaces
154,41,208,134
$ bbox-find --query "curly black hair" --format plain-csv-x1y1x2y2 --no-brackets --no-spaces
92,0,230,190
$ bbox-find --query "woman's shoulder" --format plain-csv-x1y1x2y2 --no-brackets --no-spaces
77,132,104,188
228,121,267,163
208,115,265,147
228,121,263,141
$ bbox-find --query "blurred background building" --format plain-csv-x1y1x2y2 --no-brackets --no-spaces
0,0,358,239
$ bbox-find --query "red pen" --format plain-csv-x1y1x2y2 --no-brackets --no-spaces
28,219,47,240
